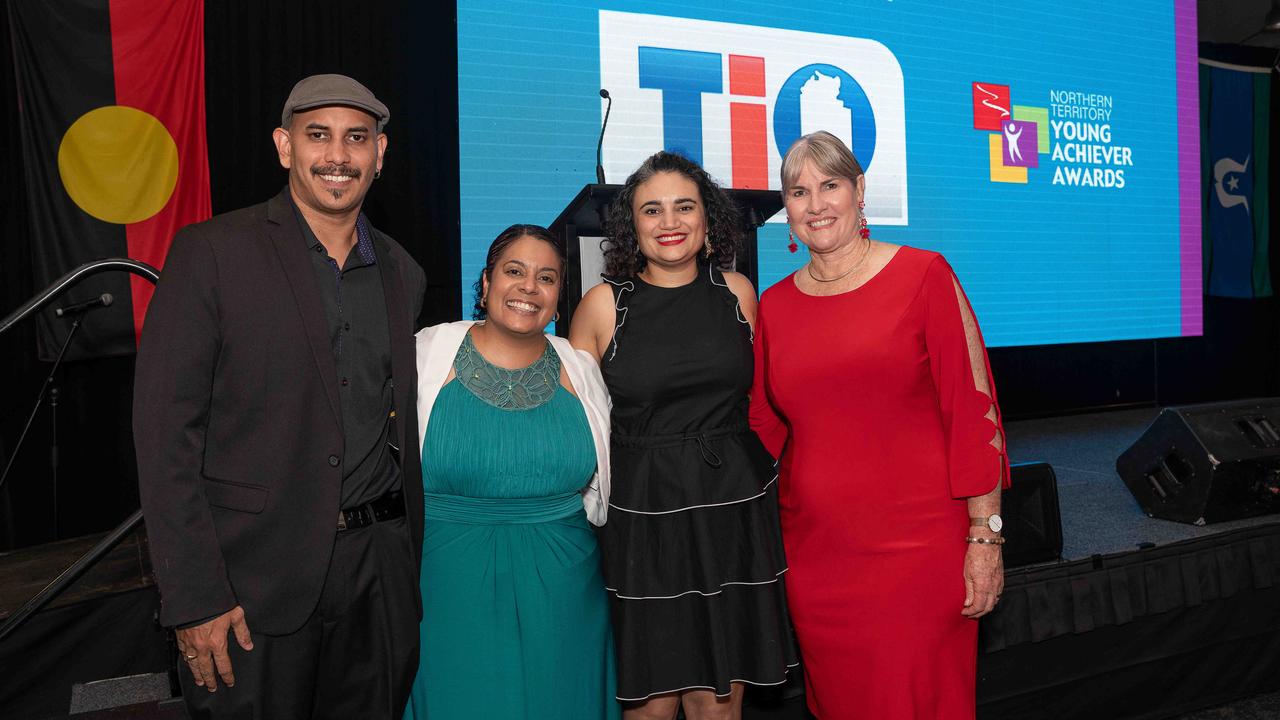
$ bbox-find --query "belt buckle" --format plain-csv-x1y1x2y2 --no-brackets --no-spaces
338,505,369,531
351,505,371,529
338,492,401,532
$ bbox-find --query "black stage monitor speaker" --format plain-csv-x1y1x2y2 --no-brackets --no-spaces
1117,399,1280,525
1004,462,1063,568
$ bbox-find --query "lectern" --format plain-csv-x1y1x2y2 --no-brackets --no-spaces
548,183,783,335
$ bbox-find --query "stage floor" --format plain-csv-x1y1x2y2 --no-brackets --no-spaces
1005,407,1280,561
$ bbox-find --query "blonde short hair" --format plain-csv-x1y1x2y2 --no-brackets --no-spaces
779,130,864,190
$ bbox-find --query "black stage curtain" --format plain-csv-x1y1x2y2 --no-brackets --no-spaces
1,0,37,548
978,523,1280,718
200,0,460,325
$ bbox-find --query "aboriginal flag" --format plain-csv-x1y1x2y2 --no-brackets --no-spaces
10,0,210,360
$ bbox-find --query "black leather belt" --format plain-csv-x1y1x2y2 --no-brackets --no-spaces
337,490,405,531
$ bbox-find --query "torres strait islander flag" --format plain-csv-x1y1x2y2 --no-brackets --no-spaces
1200,58,1272,299
10,0,210,360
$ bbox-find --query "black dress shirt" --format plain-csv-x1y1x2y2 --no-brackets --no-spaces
293,202,401,508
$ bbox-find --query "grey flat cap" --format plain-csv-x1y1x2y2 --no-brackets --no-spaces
281,74,390,132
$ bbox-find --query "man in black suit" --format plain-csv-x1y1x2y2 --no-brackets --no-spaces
134,74,426,718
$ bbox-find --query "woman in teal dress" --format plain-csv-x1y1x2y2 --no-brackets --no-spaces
404,224,619,719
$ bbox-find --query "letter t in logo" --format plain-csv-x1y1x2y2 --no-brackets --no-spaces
729,54,768,189
638,46,722,164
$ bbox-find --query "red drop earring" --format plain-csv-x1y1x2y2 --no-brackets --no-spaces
858,200,870,240
788,230,798,253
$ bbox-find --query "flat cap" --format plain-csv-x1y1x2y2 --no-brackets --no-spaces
281,74,389,132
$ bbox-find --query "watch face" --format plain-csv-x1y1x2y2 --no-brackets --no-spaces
988,514,1004,533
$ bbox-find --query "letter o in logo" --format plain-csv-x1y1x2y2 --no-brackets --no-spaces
773,63,877,172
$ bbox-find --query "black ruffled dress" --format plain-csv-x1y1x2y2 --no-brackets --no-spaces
598,263,797,702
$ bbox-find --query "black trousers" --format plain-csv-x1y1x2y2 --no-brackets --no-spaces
180,516,419,719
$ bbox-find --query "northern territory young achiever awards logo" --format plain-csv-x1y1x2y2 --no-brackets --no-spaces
971,82,1133,188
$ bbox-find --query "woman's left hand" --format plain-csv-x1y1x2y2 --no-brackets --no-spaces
961,543,1004,619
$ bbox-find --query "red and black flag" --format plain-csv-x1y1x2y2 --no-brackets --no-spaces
10,0,210,360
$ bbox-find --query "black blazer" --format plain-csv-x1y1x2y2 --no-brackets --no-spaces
134,189,426,634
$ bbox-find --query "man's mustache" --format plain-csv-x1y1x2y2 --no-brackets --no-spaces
310,165,361,178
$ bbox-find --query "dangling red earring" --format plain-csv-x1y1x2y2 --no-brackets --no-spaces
788,229,798,253
858,200,870,240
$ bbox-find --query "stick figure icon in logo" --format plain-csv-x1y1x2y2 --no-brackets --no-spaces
1004,122,1025,164
1000,118,1039,169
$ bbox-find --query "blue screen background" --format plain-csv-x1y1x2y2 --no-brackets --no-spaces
457,0,1191,346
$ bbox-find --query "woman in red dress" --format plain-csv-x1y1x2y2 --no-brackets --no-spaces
749,131,1011,719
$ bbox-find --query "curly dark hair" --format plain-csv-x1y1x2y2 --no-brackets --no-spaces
602,152,742,278
472,224,566,320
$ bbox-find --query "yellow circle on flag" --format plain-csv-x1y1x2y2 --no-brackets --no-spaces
58,105,179,225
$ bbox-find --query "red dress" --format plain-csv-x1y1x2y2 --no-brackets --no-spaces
750,247,1011,719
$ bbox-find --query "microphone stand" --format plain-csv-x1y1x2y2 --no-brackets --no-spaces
0,315,83,497
50,386,59,539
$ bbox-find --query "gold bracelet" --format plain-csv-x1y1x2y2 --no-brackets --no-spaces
965,536,1006,545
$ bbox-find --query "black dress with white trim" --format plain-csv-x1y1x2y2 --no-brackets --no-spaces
598,263,798,702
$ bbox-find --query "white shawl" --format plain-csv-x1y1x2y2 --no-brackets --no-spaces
414,321,611,526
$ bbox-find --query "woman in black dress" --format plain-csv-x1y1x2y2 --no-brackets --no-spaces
569,152,796,720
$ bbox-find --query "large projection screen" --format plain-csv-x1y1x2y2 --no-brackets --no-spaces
457,1,1201,347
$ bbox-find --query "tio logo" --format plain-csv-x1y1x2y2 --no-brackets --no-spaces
637,49,877,192
600,11,908,225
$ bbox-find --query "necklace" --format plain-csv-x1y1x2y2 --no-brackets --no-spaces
807,240,872,284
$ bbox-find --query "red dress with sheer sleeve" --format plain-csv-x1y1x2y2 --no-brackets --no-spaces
750,246,1011,719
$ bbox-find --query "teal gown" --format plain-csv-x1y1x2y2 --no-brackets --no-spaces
404,335,619,719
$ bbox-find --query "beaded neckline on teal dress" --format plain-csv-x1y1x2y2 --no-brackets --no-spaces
453,331,561,410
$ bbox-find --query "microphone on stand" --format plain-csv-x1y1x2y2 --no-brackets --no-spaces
1,292,113,497
596,88,612,184
55,293,113,318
